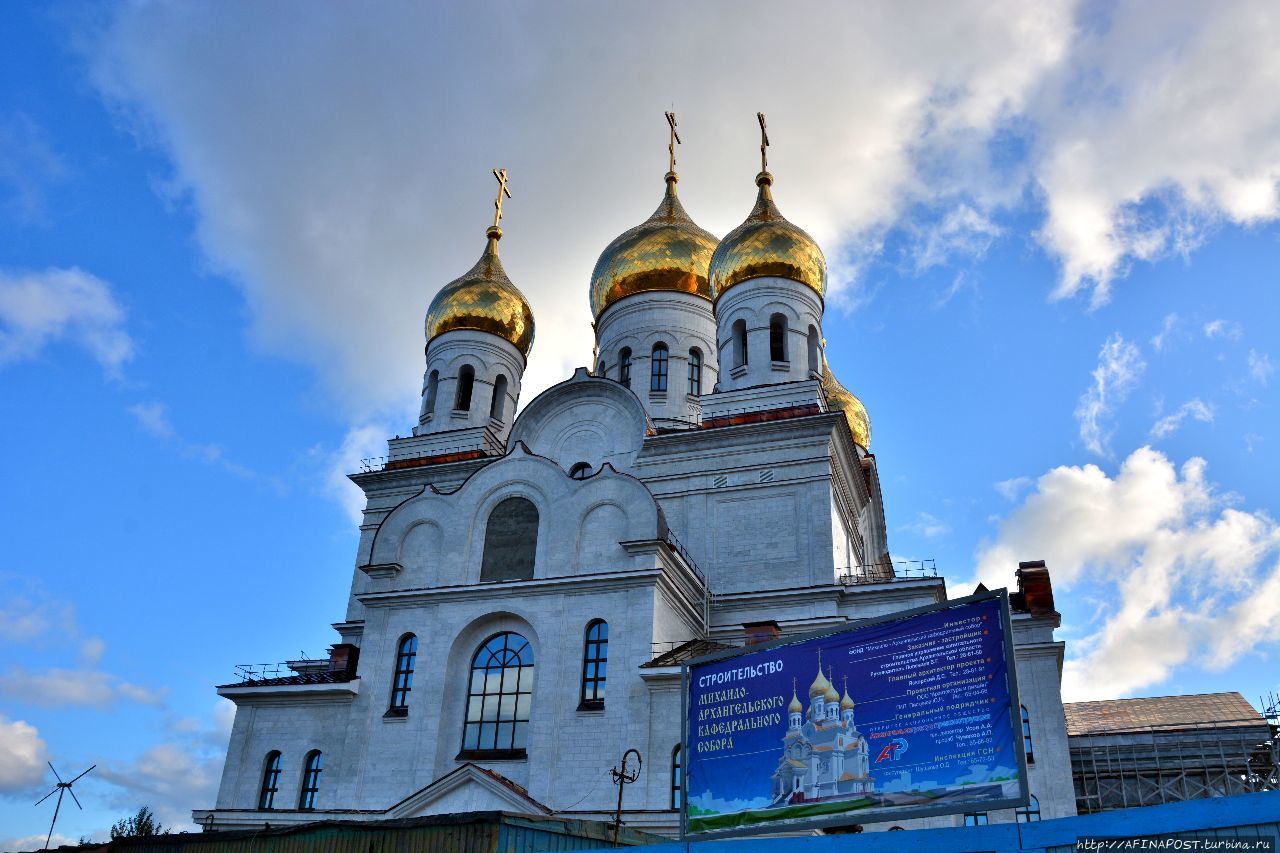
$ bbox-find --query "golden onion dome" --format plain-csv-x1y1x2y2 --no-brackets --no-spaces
788,686,804,715
589,172,718,319
709,171,827,302
809,660,832,699
821,357,871,450
425,226,535,359
841,687,855,711
824,667,841,703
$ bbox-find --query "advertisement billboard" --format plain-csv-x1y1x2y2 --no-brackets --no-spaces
681,591,1027,837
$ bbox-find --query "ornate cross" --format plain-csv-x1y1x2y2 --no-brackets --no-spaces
491,168,512,229
757,111,770,173
665,111,681,173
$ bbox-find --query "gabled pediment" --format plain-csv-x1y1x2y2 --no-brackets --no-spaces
385,763,551,818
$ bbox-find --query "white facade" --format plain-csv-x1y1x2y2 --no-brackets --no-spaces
200,176,1075,838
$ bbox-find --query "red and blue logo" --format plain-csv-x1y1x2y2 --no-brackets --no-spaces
875,737,909,763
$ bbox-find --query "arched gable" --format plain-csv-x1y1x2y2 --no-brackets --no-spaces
508,368,650,474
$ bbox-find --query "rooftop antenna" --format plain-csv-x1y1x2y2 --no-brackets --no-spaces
34,761,95,850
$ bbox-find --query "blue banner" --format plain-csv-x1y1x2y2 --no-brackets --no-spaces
683,593,1025,836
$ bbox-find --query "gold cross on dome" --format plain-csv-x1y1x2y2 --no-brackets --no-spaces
491,168,512,229
757,111,770,173
665,111,681,173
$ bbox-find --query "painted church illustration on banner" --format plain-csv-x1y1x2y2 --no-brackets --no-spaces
772,656,874,806
198,114,1076,836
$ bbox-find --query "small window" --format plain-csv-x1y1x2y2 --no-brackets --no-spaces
671,745,683,809
619,348,632,388
1017,795,1041,823
963,812,988,826
807,325,820,376
490,374,508,421
732,319,748,368
480,497,539,582
455,365,475,411
1022,705,1035,764
579,620,608,708
461,632,534,757
888,826,904,831
569,462,592,479
388,634,418,714
424,369,439,418
688,348,702,395
298,750,323,810
770,313,788,362
257,751,281,810
651,343,669,392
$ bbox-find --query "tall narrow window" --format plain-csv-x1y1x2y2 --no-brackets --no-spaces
807,326,820,376
732,319,748,368
455,365,475,411
619,348,632,388
424,369,439,418
650,343,669,392
770,313,788,362
257,751,281,810
480,497,539,582
490,374,508,421
1022,705,1035,763
387,634,418,715
671,745,683,809
461,632,534,757
298,751,323,810
1016,795,1041,823
688,348,702,396
579,620,608,709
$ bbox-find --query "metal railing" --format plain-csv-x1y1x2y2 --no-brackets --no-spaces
836,558,938,586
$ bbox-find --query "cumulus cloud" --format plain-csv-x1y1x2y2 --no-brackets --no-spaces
0,715,48,792
0,666,167,709
994,476,1033,502
0,267,133,374
0,575,77,643
318,423,391,525
1248,349,1274,384
1149,398,1214,440
1204,319,1243,341
1075,333,1146,457
975,447,1280,700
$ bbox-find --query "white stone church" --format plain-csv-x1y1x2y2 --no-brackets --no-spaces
197,138,1076,836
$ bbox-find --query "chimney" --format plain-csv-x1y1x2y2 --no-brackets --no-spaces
328,643,360,676
1013,561,1055,616
743,621,781,645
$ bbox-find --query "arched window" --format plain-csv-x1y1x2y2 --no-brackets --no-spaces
257,751,281,810
732,319,748,368
618,348,632,388
455,365,475,411
490,374,508,421
387,634,418,715
579,620,608,709
888,826,904,831
1016,795,1041,823
688,348,702,395
480,497,539,582
298,750,323,810
963,812,988,826
671,745,683,809
1022,705,1035,763
651,343,669,392
770,313,788,362
424,369,439,418
461,632,533,757
807,326,820,376
569,462,592,479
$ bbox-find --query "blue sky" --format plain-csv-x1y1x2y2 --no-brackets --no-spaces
2,1,1279,845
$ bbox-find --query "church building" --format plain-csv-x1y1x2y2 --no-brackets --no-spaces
197,119,1076,836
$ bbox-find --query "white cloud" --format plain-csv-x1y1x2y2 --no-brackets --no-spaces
912,204,1003,272
1075,333,1145,457
319,423,390,525
994,476,1033,502
127,401,175,438
0,666,166,709
1204,319,1243,341
1248,349,1274,384
79,636,106,666
1150,312,1179,352
975,447,1280,701
0,715,48,792
0,267,133,374
0,576,76,643
1149,398,1214,440
901,511,951,539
